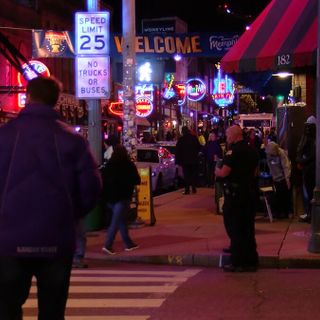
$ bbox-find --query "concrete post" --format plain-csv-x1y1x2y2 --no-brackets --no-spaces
122,0,137,160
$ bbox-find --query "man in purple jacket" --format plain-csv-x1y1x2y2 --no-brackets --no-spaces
0,76,102,320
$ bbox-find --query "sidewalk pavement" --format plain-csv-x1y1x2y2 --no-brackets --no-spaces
84,188,320,269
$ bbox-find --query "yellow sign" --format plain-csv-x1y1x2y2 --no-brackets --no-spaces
137,167,156,226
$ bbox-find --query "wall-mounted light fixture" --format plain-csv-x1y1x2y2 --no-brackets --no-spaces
272,72,294,78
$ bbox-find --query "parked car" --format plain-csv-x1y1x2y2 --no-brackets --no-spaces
156,141,183,183
136,144,179,193
156,140,177,156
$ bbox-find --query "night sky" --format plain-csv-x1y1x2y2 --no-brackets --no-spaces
105,0,271,33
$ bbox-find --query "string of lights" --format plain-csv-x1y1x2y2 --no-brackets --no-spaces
216,2,262,30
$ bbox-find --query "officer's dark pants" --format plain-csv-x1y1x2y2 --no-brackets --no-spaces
182,164,199,192
0,256,73,320
223,194,259,267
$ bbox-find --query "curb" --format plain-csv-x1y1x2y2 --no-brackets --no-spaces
85,253,320,269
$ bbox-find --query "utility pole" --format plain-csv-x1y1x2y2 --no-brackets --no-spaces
122,0,137,159
308,0,320,252
86,0,102,164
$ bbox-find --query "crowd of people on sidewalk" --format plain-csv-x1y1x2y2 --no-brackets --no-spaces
0,75,316,318
175,118,316,226
134,116,316,229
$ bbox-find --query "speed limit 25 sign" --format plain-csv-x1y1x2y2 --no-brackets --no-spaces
75,12,110,55
75,11,110,99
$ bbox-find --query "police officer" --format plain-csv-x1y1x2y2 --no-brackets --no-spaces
215,125,259,272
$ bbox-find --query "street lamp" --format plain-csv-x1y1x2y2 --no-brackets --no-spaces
173,54,182,62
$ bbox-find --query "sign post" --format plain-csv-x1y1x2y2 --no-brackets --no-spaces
75,8,110,164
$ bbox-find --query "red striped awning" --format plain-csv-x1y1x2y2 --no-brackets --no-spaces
221,0,317,73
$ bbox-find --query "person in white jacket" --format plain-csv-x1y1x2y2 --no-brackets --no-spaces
103,138,114,163
265,141,292,219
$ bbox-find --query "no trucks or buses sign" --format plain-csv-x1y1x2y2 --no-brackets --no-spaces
75,12,110,99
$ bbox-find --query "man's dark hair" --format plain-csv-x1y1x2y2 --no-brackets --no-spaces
110,145,130,162
26,76,62,106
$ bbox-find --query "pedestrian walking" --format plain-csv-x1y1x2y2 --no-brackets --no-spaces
175,126,201,194
0,76,102,320
101,145,141,255
265,141,292,219
72,219,88,269
215,125,260,272
203,132,223,187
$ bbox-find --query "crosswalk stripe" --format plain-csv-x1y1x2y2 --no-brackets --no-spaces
67,276,188,282
71,269,202,276
69,276,188,282
24,298,165,308
30,285,177,293
25,316,150,320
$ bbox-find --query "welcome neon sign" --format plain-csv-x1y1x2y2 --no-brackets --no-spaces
212,63,234,107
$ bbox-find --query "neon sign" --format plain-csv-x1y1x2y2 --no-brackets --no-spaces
115,84,154,118
109,102,123,116
18,93,27,108
138,62,152,82
118,84,154,103
162,73,175,100
18,60,51,86
186,78,206,101
212,63,234,107
108,99,154,118
17,60,51,108
135,84,154,102
174,83,186,105
136,96,153,117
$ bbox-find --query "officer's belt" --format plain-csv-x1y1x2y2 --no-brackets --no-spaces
223,182,253,196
